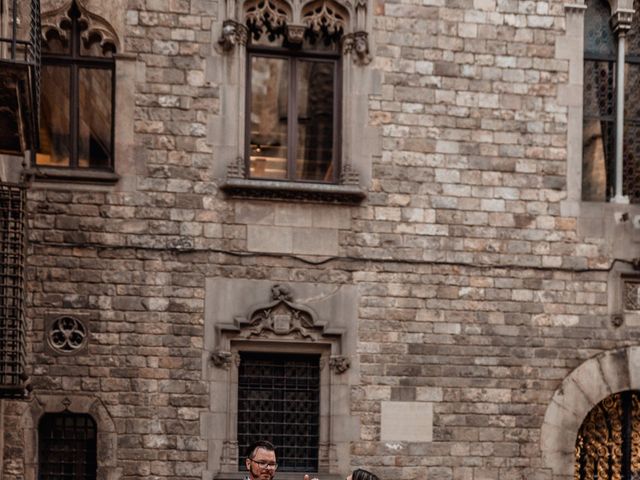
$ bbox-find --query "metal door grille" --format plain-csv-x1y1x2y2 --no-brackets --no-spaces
39,413,97,480
238,352,320,472
0,183,26,397
575,390,640,480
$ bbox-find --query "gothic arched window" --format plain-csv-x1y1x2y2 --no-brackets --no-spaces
36,0,116,171
245,0,346,183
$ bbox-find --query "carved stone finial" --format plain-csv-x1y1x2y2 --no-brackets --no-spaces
211,350,233,368
271,284,293,301
343,31,371,65
340,163,360,185
227,157,246,178
329,355,350,374
286,24,306,44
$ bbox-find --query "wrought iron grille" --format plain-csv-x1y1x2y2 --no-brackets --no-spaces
624,6,640,202
582,0,616,202
0,183,27,397
624,279,640,310
39,413,97,480
575,391,640,480
238,352,320,472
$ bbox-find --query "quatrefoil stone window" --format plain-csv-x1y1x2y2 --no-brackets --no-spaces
47,316,88,354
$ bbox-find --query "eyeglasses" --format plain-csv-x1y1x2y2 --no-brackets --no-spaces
250,459,278,470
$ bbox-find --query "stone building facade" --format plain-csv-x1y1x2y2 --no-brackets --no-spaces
1,0,640,479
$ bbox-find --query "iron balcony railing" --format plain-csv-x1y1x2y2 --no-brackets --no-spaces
0,0,41,151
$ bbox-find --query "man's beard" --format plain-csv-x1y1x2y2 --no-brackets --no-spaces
250,465,274,480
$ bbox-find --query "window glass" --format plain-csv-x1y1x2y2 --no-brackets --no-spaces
582,0,616,201
296,60,335,182
584,0,615,57
582,60,615,201
78,67,113,169
249,56,289,179
36,65,71,167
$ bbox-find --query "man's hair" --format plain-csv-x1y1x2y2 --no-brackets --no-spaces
246,440,276,459
352,468,380,480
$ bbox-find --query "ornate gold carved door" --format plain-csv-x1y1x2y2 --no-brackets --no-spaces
575,391,640,480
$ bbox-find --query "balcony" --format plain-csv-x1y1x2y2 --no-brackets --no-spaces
0,0,40,156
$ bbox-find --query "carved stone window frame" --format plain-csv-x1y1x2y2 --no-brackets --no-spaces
209,0,379,203
24,0,137,188
204,280,359,480
19,394,119,480
606,261,640,328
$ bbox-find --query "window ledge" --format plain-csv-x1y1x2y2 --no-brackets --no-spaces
220,177,366,204
24,167,119,185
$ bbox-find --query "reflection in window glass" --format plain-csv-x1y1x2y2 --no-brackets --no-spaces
582,60,615,202
296,60,335,182
623,61,640,202
36,66,71,167
249,56,289,179
78,68,113,169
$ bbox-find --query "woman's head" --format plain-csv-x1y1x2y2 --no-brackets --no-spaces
347,468,380,480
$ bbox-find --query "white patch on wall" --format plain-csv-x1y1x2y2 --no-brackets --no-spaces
380,401,433,442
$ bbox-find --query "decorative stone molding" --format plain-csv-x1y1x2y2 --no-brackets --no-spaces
218,20,249,51
564,3,587,13
339,163,361,185
329,355,350,374
234,284,324,340
623,277,640,310
611,8,635,33
244,0,291,36
211,350,233,368
226,157,246,179
214,283,347,349
343,31,371,65
301,0,348,37
218,0,370,55
41,0,120,52
46,315,88,354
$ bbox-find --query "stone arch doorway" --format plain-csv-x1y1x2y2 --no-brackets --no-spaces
541,347,640,478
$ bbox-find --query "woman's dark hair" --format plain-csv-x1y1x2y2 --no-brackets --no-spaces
352,468,380,480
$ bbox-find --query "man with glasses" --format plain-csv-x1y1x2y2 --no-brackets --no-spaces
244,440,319,480
244,440,279,480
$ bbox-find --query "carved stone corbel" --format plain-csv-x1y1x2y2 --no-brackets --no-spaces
340,163,360,185
218,19,249,52
211,350,233,369
226,157,246,178
343,31,371,65
329,355,350,374
611,9,634,34
286,24,306,44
